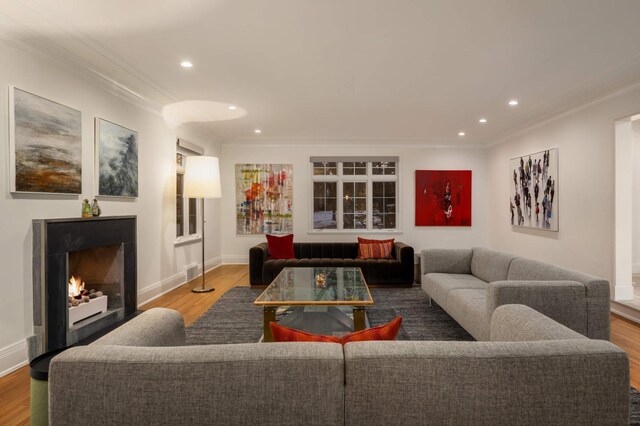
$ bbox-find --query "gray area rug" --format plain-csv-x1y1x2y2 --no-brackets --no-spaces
186,286,473,345
186,286,639,424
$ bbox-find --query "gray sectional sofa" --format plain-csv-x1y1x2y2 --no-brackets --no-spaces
49,306,629,425
421,247,611,341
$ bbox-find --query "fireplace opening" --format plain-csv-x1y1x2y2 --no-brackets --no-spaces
67,245,124,329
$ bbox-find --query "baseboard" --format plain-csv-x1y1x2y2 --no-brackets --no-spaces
221,255,249,264
0,339,28,378
611,302,640,324
138,256,223,307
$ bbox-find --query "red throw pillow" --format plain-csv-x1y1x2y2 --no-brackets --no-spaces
357,237,395,245
357,237,394,259
270,322,341,343
340,316,403,344
266,234,295,259
269,317,403,345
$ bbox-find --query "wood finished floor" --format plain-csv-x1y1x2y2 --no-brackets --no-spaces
1,264,640,425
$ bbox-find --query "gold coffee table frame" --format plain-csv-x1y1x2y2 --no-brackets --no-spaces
254,267,374,342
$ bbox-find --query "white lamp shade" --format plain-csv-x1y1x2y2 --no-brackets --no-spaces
183,156,222,198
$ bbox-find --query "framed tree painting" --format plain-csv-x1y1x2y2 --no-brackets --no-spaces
510,148,558,231
415,170,472,226
96,118,139,197
235,163,293,234
9,87,82,194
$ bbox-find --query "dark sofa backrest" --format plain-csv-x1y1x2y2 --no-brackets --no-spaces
294,242,359,259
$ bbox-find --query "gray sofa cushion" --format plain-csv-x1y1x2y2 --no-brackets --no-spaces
471,247,516,283
444,289,489,341
422,273,488,310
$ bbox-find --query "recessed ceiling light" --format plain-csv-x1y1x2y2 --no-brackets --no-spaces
458,132,466,137
508,99,519,106
254,129,262,134
180,61,193,68
479,118,487,124
228,105,237,110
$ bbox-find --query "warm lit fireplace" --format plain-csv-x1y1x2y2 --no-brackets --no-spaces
67,275,108,326
29,216,137,360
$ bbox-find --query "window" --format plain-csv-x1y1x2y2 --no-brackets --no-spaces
176,140,203,242
310,157,399,231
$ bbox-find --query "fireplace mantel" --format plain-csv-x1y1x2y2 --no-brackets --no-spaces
30,216,137,359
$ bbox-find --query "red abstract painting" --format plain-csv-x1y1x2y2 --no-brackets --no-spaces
415,170,472,226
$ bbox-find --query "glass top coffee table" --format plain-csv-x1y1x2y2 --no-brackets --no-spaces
254,267,373,342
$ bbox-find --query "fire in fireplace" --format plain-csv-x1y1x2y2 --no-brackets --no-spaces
67,276,108,327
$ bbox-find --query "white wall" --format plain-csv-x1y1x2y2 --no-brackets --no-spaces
632,119,640,274
220,143,489,262
0,39,221,376
487,84,640,288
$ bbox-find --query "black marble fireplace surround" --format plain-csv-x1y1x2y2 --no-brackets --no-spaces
29,216,137,360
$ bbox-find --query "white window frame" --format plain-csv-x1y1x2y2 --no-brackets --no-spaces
175,140,203,245
309,157,400,234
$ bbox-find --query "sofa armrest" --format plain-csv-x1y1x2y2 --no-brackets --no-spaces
394,242,414,284
487,280,588,336
490,304,587,342
250,242,269,285
420,248,472,275
91,308,185,347
50,343,345,425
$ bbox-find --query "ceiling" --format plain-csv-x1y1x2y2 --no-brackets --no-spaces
2,0,640,145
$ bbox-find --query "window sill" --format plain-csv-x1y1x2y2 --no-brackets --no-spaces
174,234,202,246
307,229,402,235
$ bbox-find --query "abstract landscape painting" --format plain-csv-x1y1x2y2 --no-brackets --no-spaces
10,87,82,194
415,170,472,226
510,148,558,231
235,164,293,234
96,118,138,197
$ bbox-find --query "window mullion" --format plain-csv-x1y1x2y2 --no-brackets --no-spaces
337,178,344,230
366,176,373,230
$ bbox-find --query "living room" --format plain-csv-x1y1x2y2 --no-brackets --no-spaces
1,1,640,424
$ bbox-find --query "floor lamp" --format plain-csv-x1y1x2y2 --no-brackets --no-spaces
183,156,222,293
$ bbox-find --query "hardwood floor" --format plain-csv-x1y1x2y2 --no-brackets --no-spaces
1,264,640,425
0,264,249,426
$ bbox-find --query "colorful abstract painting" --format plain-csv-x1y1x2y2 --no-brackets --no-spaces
510,148,558,231
9,87,82,194
415,170,472,226
96,118,138,197
235,164,293,234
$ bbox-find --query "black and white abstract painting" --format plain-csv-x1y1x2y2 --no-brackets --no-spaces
9,87,82,194
509,148,558,231
96,118,138,197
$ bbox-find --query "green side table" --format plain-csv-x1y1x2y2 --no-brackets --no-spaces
29,347,69,426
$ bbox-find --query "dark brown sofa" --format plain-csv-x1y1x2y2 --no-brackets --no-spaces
249,242,414,286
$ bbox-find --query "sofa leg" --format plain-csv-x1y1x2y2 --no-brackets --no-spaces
426,294,432,307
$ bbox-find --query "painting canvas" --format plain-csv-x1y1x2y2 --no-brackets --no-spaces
235,164,293,234
9,87,82,194
96,118,138,197
415,170,472,226
510,148,558,231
